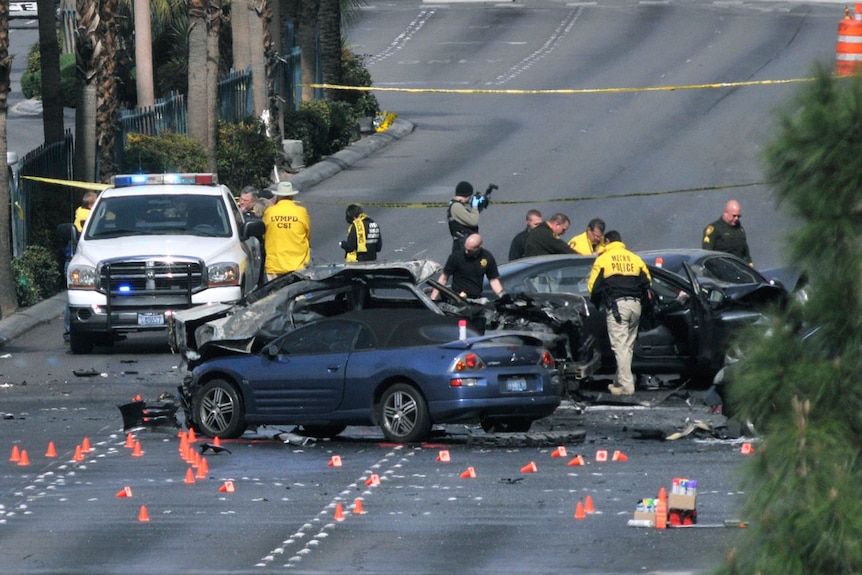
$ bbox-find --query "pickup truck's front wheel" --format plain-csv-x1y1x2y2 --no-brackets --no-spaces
69,329,94,354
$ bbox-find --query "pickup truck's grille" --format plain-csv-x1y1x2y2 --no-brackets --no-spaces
100,260,204,295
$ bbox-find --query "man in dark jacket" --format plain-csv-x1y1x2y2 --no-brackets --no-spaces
523,213,576,257
340,204,382,262
508,209,543,261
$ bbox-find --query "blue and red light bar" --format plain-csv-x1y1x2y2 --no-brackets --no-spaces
111,173,217,188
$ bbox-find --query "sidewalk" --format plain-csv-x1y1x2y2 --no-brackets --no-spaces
0,118,416,348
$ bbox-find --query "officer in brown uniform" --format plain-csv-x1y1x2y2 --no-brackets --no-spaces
702,199,752,265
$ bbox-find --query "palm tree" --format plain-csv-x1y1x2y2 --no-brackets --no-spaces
37,0,63,144
97,0,120,179
0,0,17,317
298,0,317,102
73,0,99,182
318,0,340,102
187,0,221,172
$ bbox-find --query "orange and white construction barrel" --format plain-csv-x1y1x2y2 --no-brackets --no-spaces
837,4,862,76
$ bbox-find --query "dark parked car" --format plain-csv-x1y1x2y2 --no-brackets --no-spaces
182,308,561,442
170,261,600,392
637,249,791,306
491,254,784,385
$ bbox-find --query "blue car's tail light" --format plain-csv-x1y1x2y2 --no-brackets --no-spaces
450,351,485,372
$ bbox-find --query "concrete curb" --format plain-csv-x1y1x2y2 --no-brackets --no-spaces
0,293,66,348
287,118,415,191
0,119,416,348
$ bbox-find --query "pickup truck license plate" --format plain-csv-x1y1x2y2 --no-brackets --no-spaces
138,312,165,326
506,378,527,392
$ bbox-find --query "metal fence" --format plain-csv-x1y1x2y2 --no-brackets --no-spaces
218,67,254,124
18,131,75,253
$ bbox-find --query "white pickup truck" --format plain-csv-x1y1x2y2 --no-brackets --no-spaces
64,173,265,354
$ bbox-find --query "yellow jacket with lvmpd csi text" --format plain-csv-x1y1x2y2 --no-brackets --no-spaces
263,199,311,275
587,241,651,301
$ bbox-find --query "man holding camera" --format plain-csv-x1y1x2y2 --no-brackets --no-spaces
447,181,494,253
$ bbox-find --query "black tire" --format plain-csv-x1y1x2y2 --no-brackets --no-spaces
299,424,347,439
481,418,533,433
377,383,431,443
69,329,94,354
193,379,246,438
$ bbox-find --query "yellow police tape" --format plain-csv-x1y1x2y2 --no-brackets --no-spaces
22,175,112,191
303,181,765,209
305,78,814,95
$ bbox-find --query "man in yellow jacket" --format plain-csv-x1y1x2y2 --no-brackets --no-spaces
568,217,606,256
262,182,311,280
587,231,651,396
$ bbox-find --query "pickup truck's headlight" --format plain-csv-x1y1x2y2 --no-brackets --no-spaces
208,262,240,286
68,265,97,289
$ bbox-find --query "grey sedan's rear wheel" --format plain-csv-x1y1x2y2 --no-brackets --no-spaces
481,418,533,433
299,424,347,439
378,383,431,443
193,379,246,439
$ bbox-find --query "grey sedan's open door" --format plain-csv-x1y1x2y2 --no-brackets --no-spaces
682,262,717,367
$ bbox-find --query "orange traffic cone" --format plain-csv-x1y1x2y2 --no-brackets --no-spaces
187,428,197,443
658,487,667,505
551,446,567,458
741,443,754,455
196,457,208,479
436,450,450,462
72,445,84,462
81,437,92,453
328,455,342,467
124,433,135,448
595,450,608,462
655,498,667,529
213,436,222,447
132,441,143,457
184,468,195,485
116,486,133,498
460,467,477,479
365,474,381,486
219,481,235,493
567,455,586,467
334,503,345,521
138,505,150,522
45,441,57,458
9,445,20,462
574,501,586,520
17,449,30,466
584,495,595,514
612,450,628,462
520,461,538,473
352,498,365,515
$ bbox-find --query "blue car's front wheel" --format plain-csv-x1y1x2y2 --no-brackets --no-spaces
378,383,431,443
193,379,246,439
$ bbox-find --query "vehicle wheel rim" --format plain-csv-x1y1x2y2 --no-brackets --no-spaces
200,387,234,434
383,390,417,438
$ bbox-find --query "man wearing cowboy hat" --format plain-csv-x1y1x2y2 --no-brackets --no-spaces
262,181,311,280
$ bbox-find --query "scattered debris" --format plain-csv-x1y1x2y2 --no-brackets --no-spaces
200,442,232,455
73,369,100,377
118,394,180,431
277,431,316,446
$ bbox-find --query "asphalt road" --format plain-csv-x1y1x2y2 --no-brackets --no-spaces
2,0,835,571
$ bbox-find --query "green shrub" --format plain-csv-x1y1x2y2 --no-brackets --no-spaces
327,100,359,152
21,41,79,108
121,131,209,173
12,245,62,307
216,119,281,191
284,104,331,166
340,48,379,118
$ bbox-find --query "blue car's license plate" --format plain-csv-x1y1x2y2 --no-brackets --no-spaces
506,378,527,392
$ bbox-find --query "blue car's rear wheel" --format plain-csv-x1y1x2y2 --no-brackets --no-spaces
378,383,431,443
193,379,246,439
